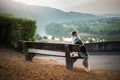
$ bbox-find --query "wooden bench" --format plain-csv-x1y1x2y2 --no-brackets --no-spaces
22,41,84,69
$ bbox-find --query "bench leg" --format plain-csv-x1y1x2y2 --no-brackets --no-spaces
65,45,78,69
23,42,34,61
25,52,34,61
65,56,78,69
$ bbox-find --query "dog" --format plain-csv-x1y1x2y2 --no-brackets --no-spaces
71,31,90,71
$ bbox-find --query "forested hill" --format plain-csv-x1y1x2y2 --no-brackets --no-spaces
45,17,120,42
0,0,99,35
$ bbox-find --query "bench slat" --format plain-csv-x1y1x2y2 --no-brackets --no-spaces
25,42,81,52
27,42,65,51
32,53,65,57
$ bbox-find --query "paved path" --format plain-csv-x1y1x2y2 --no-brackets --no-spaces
30,49,120,72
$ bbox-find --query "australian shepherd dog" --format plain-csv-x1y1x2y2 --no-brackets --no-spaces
71,31,90,71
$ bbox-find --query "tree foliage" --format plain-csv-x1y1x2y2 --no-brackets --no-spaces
43,36,48,39
36,34,42,41
45,18,120,42
0,13,37,47
45,23,66,38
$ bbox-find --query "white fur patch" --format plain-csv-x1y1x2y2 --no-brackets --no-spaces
70,52,79,57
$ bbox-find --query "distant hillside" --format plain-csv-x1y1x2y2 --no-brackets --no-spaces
45,17,120,42
0,0,99,35
99,14,120,18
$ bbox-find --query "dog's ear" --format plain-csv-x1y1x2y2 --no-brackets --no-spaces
71,31,76,36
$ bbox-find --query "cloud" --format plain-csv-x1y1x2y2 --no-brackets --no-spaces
13,0,120,14
66,0,120,14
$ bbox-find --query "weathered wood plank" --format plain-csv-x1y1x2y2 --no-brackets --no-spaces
25,42,81,52
27,42,65,51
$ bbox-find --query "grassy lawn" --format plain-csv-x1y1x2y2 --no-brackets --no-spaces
0,47,120,80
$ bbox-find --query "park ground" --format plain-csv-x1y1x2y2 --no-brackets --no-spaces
0,47,120,80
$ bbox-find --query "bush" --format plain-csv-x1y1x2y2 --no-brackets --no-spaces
0,13,37,48
51,36,55,40
36,34,42,41
43,36,48,39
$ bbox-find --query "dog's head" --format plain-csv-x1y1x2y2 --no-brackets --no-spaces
71,31,79,37
71,31,82,44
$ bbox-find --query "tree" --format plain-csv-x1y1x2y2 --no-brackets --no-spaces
43,36,48,39
36,34,42,41
45,23,65,38
51,36,55,40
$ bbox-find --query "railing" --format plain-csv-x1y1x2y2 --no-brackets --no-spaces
18,41,120,55
85,41,120,55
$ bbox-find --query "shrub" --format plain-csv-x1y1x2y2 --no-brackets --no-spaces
0,13,37,48
36,34,42,41
43,36,48,39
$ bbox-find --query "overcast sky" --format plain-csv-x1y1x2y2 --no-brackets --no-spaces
13,0,120,14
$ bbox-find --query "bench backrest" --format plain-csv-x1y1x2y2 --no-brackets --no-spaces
24,41,81,52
